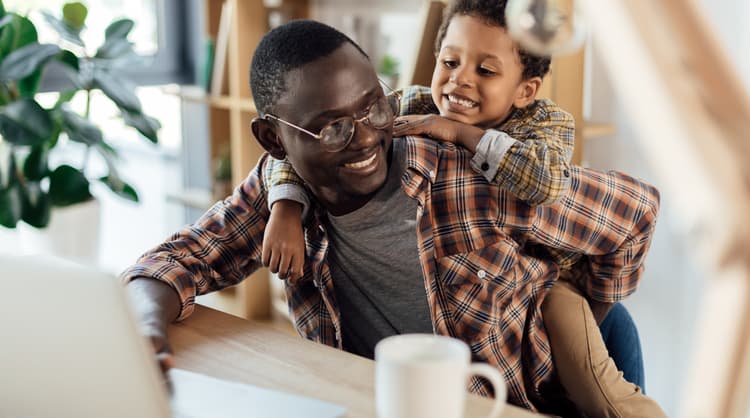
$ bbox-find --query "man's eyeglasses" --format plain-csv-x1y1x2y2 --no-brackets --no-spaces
264,81,401,152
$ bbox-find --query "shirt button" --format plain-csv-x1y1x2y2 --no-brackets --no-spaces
477,269,487,279
563,169,570,177
429,170,435,178
481,162,490,171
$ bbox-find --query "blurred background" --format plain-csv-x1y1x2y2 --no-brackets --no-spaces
0,1,748,416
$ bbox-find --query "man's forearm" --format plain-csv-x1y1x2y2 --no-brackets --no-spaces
127,278,182,334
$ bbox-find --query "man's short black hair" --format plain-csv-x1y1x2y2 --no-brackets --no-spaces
435,0,551,80
250,20,368,116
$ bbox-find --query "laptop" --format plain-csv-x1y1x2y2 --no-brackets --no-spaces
0,254,346,418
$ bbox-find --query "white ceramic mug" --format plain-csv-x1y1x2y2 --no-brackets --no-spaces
375,334,506,418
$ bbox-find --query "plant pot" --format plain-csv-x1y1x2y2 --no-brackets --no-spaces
18,199,101,266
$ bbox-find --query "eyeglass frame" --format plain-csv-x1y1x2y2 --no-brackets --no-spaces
263,79,401,152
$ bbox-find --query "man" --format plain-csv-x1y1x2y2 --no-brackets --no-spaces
123,20,660,414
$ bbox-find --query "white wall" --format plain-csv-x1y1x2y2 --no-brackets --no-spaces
584,1,749,415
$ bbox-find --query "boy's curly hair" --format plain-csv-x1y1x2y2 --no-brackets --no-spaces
434,0,551,80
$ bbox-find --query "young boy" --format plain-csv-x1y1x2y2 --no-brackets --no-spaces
261,1,665,416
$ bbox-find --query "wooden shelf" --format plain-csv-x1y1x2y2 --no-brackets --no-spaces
583,122,617,139
166,188,215,211
177,0,309,321
164,85,257,112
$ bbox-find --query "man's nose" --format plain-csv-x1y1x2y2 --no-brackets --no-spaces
348,118,383,151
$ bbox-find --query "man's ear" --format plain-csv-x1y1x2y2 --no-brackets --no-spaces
513,76,543,108
251,117,286,160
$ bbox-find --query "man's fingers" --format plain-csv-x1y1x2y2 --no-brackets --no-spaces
156,352,175,372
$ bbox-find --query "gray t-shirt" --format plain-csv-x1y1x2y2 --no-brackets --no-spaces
325,139,432,359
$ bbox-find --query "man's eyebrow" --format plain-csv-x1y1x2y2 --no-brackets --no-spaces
306,86,380,125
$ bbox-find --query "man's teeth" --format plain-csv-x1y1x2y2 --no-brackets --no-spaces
345,153,377,169
448,94,477,108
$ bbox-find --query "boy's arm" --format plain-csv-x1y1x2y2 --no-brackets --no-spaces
265,156,311,220
473,100,575,206
121,156,274,322
515,167,660,303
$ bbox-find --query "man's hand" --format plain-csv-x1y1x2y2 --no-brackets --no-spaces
589,300,614,325
127,278,181,385
392,114,485,152
262,200,305,283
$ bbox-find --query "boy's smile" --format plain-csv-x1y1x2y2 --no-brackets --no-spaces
431,15,538,129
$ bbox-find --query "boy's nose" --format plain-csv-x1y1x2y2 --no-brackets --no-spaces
449,70,472,86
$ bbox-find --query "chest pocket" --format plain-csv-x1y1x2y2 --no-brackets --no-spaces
434,237,518,341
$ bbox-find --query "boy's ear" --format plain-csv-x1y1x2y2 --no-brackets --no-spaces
251,117,286,160
513,76,543,108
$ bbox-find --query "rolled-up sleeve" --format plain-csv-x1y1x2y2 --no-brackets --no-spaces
519,166,660,302
120,155,274,320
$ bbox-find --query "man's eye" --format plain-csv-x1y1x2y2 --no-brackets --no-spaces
442,59,458,68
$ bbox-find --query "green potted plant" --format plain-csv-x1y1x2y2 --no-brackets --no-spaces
0,0,160,230
377,53,400,88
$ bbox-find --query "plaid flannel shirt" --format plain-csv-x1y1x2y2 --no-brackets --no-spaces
266,85,575,206
121,137,660,411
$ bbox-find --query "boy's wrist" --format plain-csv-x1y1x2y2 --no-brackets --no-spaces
272,199,304,218
455,124,485,153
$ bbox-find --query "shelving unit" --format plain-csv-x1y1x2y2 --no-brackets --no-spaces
190,0,309,321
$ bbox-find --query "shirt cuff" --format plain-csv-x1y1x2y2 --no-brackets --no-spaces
470,129,518,182
267,184,311,221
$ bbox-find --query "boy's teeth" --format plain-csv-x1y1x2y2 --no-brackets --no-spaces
448,94,477,108
345,153,376,169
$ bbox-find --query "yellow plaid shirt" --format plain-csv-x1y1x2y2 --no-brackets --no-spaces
265,85,575,206
121,137,660,411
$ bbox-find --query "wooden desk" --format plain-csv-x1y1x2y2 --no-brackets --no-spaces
169,305,543,418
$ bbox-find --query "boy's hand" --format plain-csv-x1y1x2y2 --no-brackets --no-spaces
392,114,484,153
262,200,305,283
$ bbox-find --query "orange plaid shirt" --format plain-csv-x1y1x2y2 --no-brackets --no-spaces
121,137,659,411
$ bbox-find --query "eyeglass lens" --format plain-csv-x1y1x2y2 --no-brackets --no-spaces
319,94,399,151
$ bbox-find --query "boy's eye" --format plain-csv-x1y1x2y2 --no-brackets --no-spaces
478,67,496,76
442,59,458,69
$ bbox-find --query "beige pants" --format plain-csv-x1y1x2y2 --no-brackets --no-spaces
541,281,667,418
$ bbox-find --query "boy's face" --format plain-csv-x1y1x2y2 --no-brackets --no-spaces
431,15,537,128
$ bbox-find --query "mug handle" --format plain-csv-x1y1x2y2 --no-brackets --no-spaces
467,363,506,418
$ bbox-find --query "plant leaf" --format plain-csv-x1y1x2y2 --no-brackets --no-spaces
18,68,42,97
95,38,134,59
0,98,53,145
21,180,51,227
56,49,78,71
104,18,134,40
122,111,160,143
0,14,13,30
93,69,141,112
41,11,83,46
62,2,87,32
0,43,60,81
0,14,38,59
0,183,21,227
61,109,103,145
48,164,92,207
22,145,49,181
0,1,5,18
100,175,138,202
55,89,77,108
